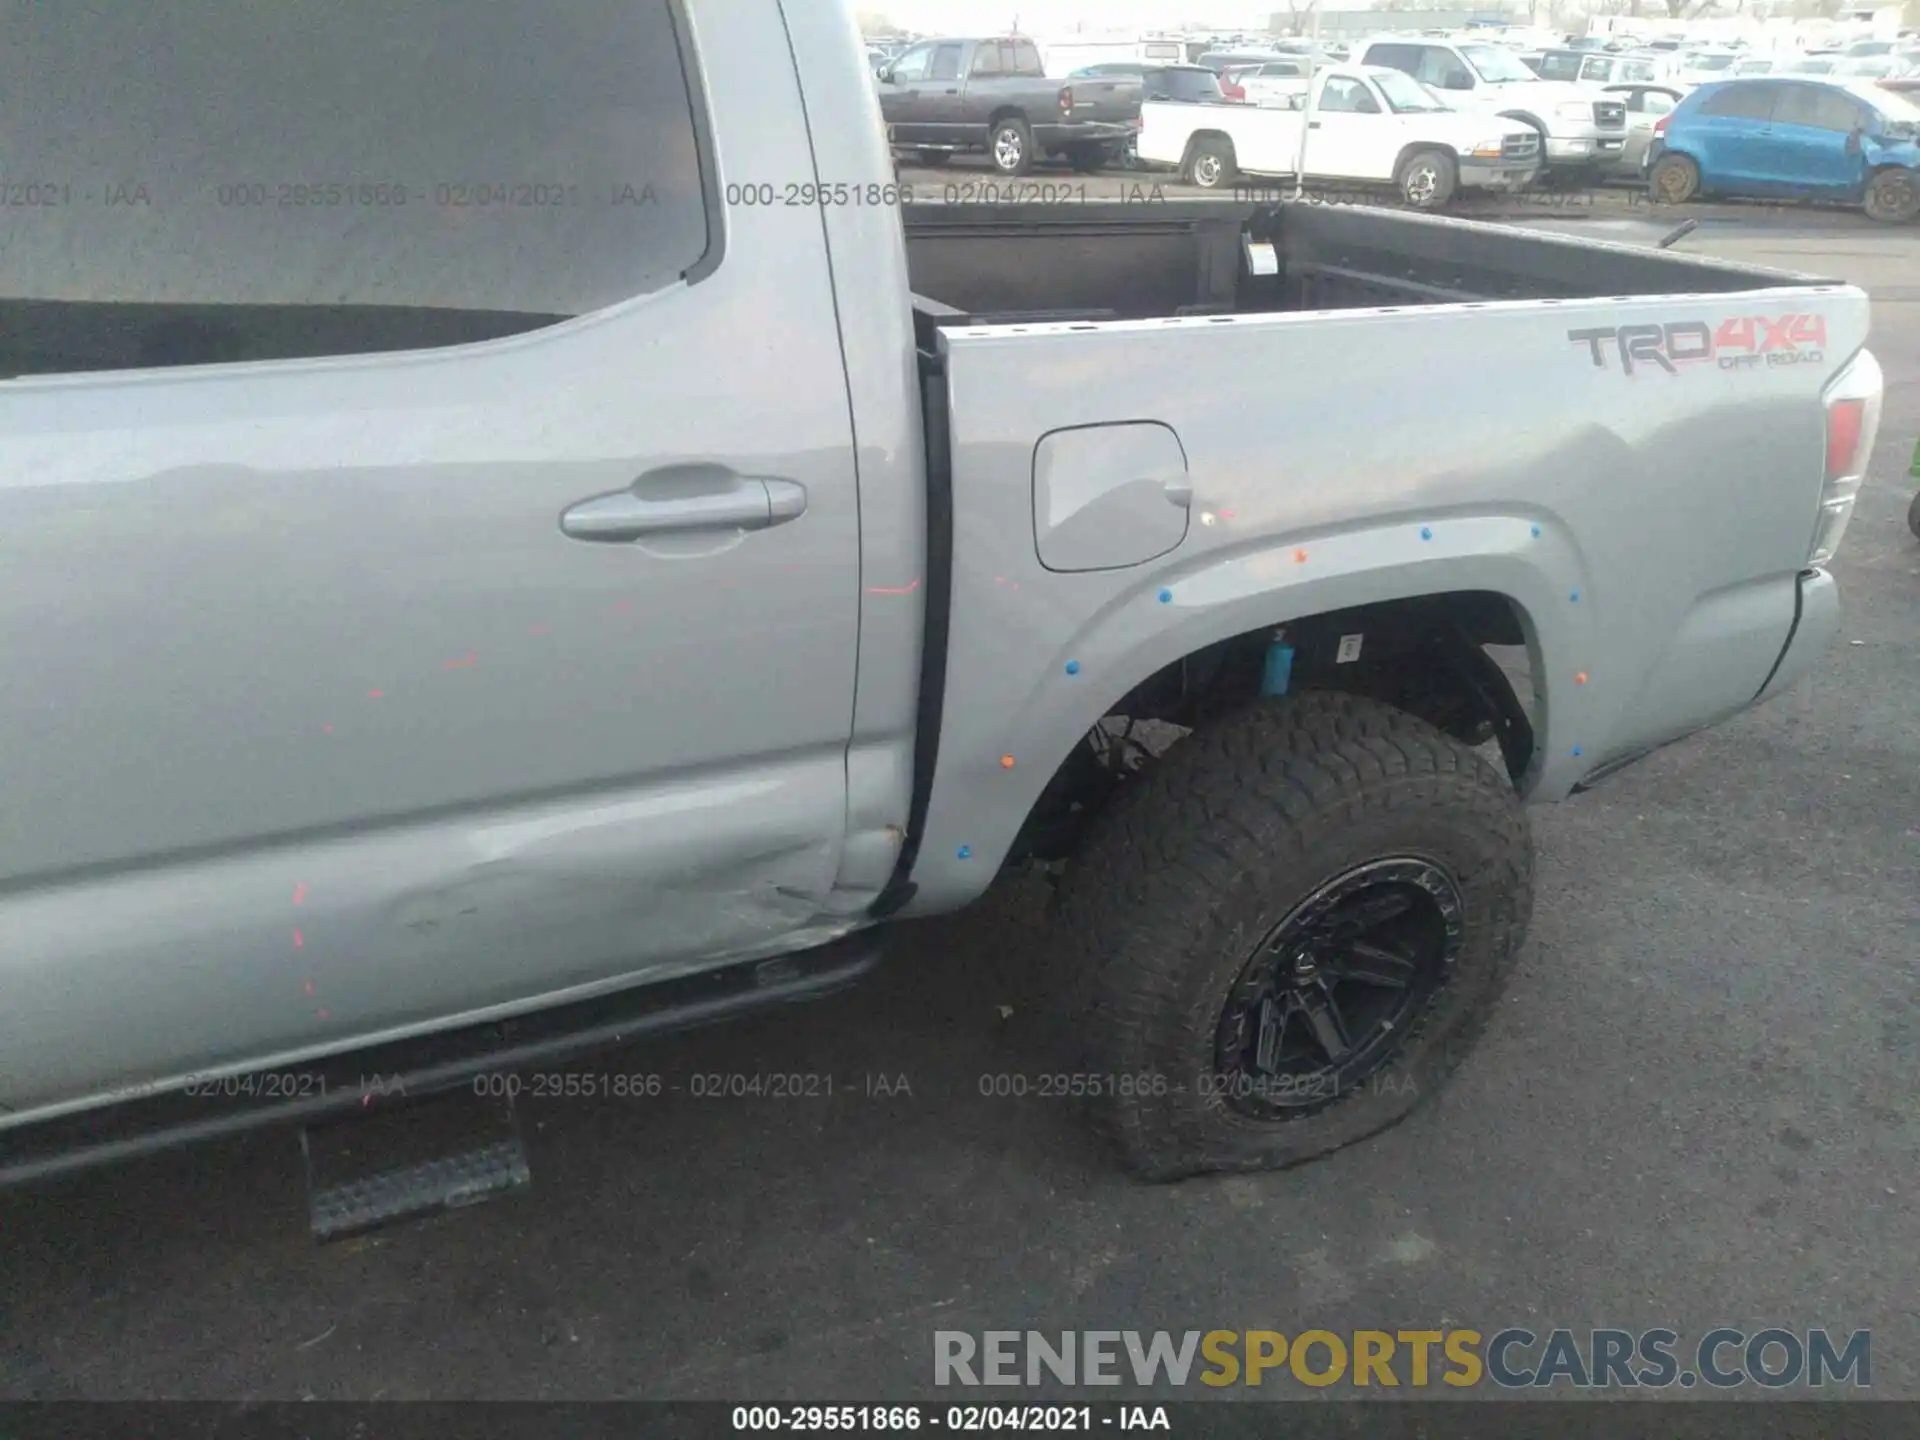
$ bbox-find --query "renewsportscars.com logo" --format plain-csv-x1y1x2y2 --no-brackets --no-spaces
933,1327,1871,1391
1568,312,1828,377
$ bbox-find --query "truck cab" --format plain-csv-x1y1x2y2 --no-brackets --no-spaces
1360,36,1630,176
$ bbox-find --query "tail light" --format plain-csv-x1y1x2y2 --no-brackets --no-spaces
1222,78,1246,99
1059,85,1073,113
1809,350,1883,567
1653,113,1671,135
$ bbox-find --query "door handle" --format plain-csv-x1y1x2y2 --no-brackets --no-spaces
1308,121,1322,128
560,468,807,543
943,87,958,94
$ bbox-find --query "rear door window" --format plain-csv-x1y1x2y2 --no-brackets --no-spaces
0,0,711,375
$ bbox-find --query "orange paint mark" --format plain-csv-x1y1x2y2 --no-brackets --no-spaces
293,929,305,949
1575,672,1589,685
292,884,306,906
1001,754,1015,769
444,655,477,670
867,578,923,596
367,689,385,699
1294,549,1309,563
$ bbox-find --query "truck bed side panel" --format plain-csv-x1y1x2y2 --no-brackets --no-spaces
900,285,1869,916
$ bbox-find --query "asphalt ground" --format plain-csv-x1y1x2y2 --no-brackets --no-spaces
2,208,1917,1406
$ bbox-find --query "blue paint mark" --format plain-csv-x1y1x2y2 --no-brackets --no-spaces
1530,525,1542,538
1158,589,1173,604
1571,747,1584,758
1065,660,1080,675
1420,526,1433,541
957,845,972,859
1262,641,1295,697
1570,590,1581,602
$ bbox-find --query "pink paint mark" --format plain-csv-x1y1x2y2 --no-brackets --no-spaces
316,1009,330,1020
303,980,316,997
527,623,552,637
609,600,633,614
363,1092,373,1108
1217,509,1238,520
866,577,923,596
443,655,477,670
366,689,385,700
292,884,307,907
322,724,335,734
292,928,305,949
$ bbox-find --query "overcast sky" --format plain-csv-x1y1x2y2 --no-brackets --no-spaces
882,0,1277,32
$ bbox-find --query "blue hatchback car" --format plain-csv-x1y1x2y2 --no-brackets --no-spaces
1646,77,1920,222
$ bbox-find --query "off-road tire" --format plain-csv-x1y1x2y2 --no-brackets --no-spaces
1053,692,1533,1181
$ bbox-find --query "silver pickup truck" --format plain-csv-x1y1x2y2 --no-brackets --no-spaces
0,0,1883,1202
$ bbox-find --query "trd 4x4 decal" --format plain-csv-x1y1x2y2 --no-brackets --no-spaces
1568,315,1828,376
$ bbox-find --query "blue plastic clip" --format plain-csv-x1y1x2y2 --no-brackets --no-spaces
1262,637,1295,697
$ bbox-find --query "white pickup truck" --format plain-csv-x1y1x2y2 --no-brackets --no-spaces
1139,64,1542,206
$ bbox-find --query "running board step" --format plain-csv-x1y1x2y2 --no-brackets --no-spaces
301,1090,530,1242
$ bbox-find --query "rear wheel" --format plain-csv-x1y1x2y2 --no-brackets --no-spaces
1396,148,1458,209
1650,152,1700,205
1187,138,1237,190
989,118,1033,177
1054,692,1533,1181
1863,166,1920,224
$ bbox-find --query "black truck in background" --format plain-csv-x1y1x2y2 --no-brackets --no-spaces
877,36,1140,174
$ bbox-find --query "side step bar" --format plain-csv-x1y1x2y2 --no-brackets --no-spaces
0,929,883,1189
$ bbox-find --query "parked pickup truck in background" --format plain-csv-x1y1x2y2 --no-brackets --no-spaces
0,0,1882,1210
878,34,1140,174
1360,37,1631,179
1139,65,1543,206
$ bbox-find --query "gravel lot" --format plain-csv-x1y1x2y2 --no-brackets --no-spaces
3,209,1917,1405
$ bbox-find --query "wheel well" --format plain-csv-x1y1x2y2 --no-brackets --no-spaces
1496,110,1546,136
1393,142,1456,178
987,107,1029,131
1008,590,1537,865
1183,129,1236,168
